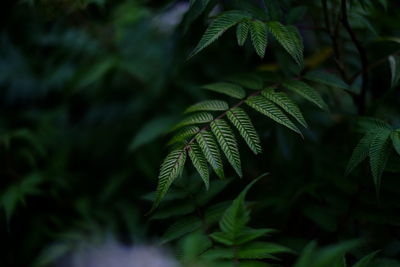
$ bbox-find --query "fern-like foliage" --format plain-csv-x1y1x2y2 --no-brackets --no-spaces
188,10,251,58
227,107,262,154
185,100,229,113
196,130,225,179
211,119,242,177
267,21,304,66
236,20,250,46
245,95,302,135
283,80,328,110
152,75,332,209
203,82,245,99
189,10,304,62
249,20,268,58
204,178,292,263
346,118,400,194
153,149,187,209
188,142,210,189
262,88,308,128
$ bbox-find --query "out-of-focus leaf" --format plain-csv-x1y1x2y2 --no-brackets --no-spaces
129,115,178,151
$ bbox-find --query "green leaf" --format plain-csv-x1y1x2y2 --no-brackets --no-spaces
235,228,276,245
353,250,380,267
237,242,292,259
219,177,264,237
203,82,246,99
250,20,268,58
304,70,349,90
293,241,318,267
185,100,229,113
188,142,210,189
161,215,202,243
369,129,392,193
209,231,234,245
168,126,200,146
196,130,225,179
173,112,213,130
189,10,251,58
283,80,328,110
267,21,304,66
129,116,177,151
1,174,43,222
152,149,187,211
314,240,362,267
346,132,377,176
201,247,234,260
236,20,250,46
180,232,212,261
227,107,262,154
211,119,242,177
262,88,308,128
389,55,400,88
245,95,302,135
391,130,400,156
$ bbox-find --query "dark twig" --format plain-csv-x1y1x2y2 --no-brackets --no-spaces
350,49,400,83
321,0,350,83
340,0,369,115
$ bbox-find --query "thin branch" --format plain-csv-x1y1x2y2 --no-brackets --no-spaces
340,0,369,115
321,0,350,82
350,49,400,83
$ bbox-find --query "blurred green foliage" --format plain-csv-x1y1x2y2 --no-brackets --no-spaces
1,0,400,266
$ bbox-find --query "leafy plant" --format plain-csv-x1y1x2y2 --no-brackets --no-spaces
152,74,338,209
1,0,400,266
346,118,400,193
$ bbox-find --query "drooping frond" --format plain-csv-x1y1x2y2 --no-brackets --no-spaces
369,129,391,192
168,126,200,146
189,10,251,58
196,130,225,179
185,100,229,113
236,20,250,46
174,112,213,130
188,142,210,189
245,95,302,135
203,82,246,99
267,21,304,66
227,107,262,154
283,80,328,110
249,20,268,58
345,132,376,176
262,88,308,128
211,119,242,177
153,149,187,210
